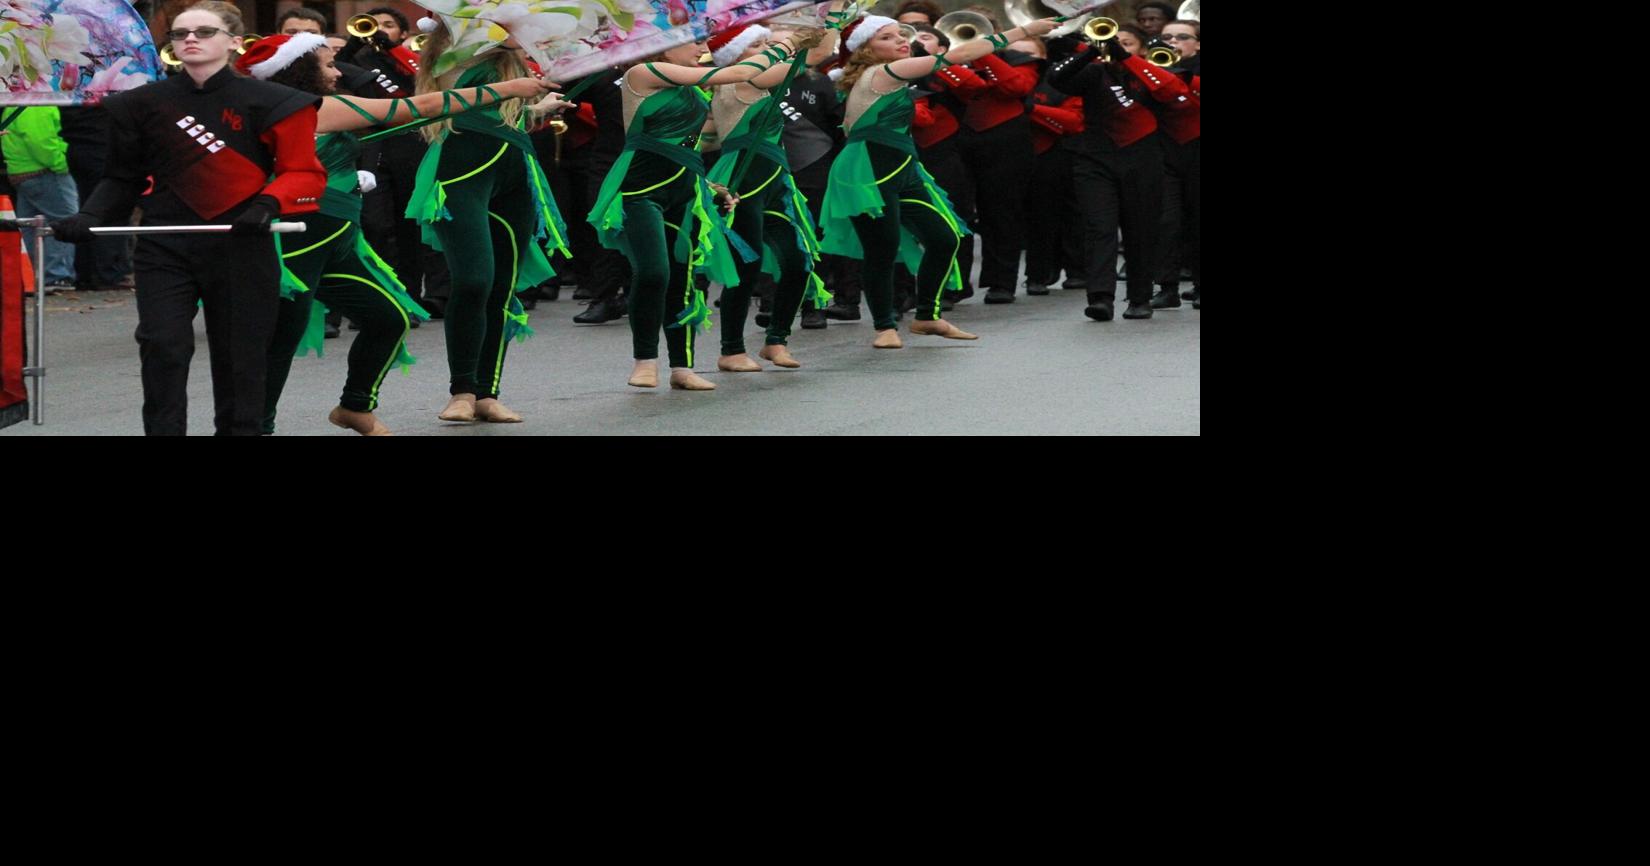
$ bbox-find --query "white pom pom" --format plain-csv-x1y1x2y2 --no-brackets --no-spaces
417,17,439,33
828,67,844,81
356,170,378,194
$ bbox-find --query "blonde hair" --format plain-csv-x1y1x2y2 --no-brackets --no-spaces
834,44,884,94
415,24,529,142
181,1,245,35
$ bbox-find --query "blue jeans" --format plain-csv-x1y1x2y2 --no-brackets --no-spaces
15,172,81,284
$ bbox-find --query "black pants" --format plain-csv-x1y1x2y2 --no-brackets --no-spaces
918,140,976,296
1156,137,1201,293
955,117,1034,290
1071,137,1163,306
849,144,964,330
797,179,861,307
363,133,451,305
66,144,132,288
1025,147,1086,286
551,144,631,303
131,219,280,436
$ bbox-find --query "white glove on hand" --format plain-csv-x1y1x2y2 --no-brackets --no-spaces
356,170,378,194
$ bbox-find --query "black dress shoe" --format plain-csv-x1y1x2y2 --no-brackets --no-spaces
984,287,1016,304
801,306,827,329
895,293,916,313
949,287,975,303
324,320,341,338
823,303,860,321
1150,289,1181,309
573,296,626,324
573,285,596,300
1025,282,1050,296
1192,296,1200,310
1181,287,1199,301
409,318,420,329
1084,301,1114,322
1123,302,1153,319
422,298,447,319
518,296,538,311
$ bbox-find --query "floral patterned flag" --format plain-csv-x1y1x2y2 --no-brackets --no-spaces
411,1,822,82
1,0,160,106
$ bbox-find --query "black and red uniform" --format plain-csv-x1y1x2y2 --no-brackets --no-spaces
75,67,325,434
1025,73,1085,291
1049,46,1188,313
1149,66,1199,303
343,36,453,314
942,51,1039,296
541,69,632,318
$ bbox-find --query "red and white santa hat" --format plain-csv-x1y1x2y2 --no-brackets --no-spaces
708,22,772,67
235,32,329,80
826,14,898,80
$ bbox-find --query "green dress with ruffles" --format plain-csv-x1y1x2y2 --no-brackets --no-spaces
705,90,832,309
586,83,744,334
819,87,971,292
405,65,570,342
288,131,431,364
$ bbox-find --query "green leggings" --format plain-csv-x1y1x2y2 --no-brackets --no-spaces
618,155,703,368
429,134,536,398
848,144,962,330
719,155,809,355
265,214,411,433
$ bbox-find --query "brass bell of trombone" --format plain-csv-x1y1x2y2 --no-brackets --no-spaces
1082,16,1119,43
347,14,380,39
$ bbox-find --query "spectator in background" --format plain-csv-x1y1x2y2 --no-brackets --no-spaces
1135,2,1177,38
896,1,942,26
3,107,81,292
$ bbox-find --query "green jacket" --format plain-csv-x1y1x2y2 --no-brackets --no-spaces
1,107,70,175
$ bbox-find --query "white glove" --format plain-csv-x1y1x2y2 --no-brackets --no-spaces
356,170,378,194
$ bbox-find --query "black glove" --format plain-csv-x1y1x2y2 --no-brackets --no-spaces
1104,38,1130,63
911,40,930,57
230,196,279,237
49,213,99,244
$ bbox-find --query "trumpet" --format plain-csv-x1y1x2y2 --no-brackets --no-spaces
406,33,428,53
1145,39,1180,67
1082,16,1118,43
347,14,379,39
235,33,261,55
935,10,994,46
159,42,181,70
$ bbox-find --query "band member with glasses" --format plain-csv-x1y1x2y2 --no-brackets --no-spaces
50,1,326,435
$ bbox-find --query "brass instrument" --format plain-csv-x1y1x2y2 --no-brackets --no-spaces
236,33,261,55
347,14,380,39
1082,16,1118,43
1177,0,1200,22
406,33,428,53
1146,40,1180,67
934,10,993,45
159,42,182,70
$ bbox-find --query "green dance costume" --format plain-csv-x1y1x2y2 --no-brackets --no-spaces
587,66,749,369
706,83,830,356
264,125,430,433
407,65,569,399
820,65,970,330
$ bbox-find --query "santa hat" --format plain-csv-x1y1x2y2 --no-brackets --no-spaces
708,23,771,67
235,33,328,80
825,14,898,81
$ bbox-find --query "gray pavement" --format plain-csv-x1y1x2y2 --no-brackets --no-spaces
3,283,1199,436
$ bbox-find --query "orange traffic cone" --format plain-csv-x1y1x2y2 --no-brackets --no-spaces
0,195,39,295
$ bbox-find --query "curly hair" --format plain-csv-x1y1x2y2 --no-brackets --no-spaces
266,50,333,96
833,43,885,94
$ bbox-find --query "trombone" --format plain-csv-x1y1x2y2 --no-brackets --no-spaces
1146,40,1181,67
346,14,379,39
